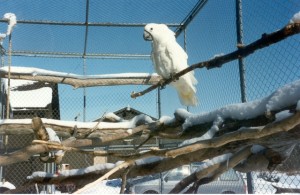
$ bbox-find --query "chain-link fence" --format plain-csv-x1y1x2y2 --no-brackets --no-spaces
0,0,299,193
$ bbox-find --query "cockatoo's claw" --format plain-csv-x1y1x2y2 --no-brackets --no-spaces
169,73,179,82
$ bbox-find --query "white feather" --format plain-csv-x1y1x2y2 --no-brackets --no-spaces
144,23,198,106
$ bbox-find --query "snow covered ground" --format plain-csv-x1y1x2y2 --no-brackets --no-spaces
252,172,300,194
77,179,121,194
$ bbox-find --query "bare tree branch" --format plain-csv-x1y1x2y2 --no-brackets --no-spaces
165,111,300,158
131,22,300,98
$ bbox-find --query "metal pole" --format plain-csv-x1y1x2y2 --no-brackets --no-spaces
83,58,87,122
6,34,12,119
157,89,161,119
82,0,90,122
0,30,5,188
157,83,162,194
236,0,252,193
236,0,247,103
182,29,190,112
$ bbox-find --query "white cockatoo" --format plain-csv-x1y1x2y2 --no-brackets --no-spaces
3,13,17,36
143,23,198,106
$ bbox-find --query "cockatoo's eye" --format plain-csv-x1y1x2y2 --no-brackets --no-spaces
150,28,153,31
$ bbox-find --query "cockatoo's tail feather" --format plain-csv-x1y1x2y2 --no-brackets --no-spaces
172,73,198,106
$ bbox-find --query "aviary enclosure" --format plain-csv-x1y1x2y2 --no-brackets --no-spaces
0,0,299,194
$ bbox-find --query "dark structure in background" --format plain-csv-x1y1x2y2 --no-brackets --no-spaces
0,79,60,188
10,82,60,119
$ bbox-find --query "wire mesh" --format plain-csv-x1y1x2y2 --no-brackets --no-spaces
0,0,299,194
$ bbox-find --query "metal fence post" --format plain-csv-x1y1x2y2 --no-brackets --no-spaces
235,0,253,193
236,0,247,103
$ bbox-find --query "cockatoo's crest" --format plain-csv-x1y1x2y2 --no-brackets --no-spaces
144,23,175,43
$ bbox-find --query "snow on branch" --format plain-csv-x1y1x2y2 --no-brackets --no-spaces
0,66,161,88
131,22,300,98
0,113,155,138
3,80,298,193
1,79,300,167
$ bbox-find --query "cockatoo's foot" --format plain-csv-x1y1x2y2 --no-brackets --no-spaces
169,72,179,82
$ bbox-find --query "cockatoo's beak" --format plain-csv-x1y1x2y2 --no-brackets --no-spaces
143,30,152,41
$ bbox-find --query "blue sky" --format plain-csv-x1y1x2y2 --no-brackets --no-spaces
0,0,299,121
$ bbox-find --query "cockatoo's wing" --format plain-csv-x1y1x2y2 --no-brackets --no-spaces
165,40,198,106
165,40,189,72
151,47,165,77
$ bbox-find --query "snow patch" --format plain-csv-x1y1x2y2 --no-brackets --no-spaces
46,128,61,142
0,66,157,79
78,179,121,194
275,110,293,122
180,116,223,146
28,163,116,180
127,129,133,134
135,156,163,166
159,115,174,125
0,181,15,190
103,112,123,122
129,114,153,126
0,117,144,130
3,13,17,36
0,33,6,44
183,79,300,130
175,108,194,120
266,80,300,112
3,79,52,108
182,98,267,130
290,11,300,23
212,53,225,59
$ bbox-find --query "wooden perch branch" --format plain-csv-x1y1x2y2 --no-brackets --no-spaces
113,110,300,162
0,68,161,88
131,22,300,98
0,115,157,139
0,117,160,166
166,111,300,158
22,123,300,191
0,101,299,167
